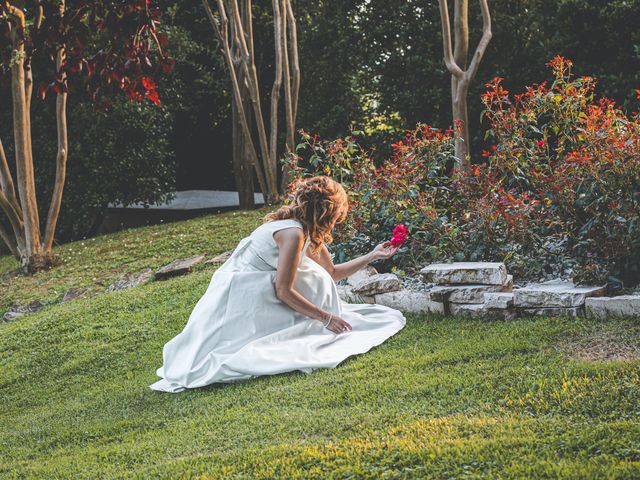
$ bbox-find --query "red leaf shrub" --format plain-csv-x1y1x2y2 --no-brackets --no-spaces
286,58,640,289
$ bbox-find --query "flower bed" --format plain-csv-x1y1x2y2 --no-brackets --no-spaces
286,58,640,293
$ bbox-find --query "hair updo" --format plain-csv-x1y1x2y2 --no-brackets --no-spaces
264,176,348,254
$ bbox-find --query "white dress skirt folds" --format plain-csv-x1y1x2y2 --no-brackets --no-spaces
150,219,406,393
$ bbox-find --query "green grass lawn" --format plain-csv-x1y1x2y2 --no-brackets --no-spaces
1,211,639,478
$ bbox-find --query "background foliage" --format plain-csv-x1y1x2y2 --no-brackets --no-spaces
1,0,639,250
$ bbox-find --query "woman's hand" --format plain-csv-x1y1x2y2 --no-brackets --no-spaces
324,314,352,334
369,242,399,261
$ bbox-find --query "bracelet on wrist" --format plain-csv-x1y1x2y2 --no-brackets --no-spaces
323,312,333,327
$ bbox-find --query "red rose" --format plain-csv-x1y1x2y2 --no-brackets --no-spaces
389,224,408,247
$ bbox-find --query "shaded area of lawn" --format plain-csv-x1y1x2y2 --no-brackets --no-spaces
0,208,270,311
1,266,638,478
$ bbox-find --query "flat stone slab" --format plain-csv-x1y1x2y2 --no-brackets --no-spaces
375,290,445,314
353,273,400,296
429,283,506,304
449,302,516,320
345,266,378,287
61,287,89,303
106,268,154,293
585,296,640,317
484,292,514,309
2,300,44,322
203,250,233,267
155,254,206,281
336,285,374,304
420,262,507,285
518,307,582,318
514,281,606,308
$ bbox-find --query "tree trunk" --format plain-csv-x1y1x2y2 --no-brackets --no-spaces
11,40,44,270
43,37,69,252
203,0,300,203
438,0,492,169
232,93,255,209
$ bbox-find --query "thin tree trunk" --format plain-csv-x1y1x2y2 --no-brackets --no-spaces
228,0,279,199
203,0,270,199
280,0,300,193
0,138,21,220
43,38,68,252
232,98,255,208
11,39,43,268
269,0,283,170
0,218,19,257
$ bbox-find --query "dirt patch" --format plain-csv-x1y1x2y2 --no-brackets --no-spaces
555,329,640,362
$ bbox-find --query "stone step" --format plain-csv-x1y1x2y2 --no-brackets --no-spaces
585,296,640,317
336,284,374,304
449,303,516,320
105,268,154,293
352,273,400,296
513,281,606,308
345,265,378,287
155,254,206,281
484,292,514,309
518,307,582,318
429,279,511,304
420,262,508,286
375,290,445,314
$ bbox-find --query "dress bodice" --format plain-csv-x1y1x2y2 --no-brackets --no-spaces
237,219,310,271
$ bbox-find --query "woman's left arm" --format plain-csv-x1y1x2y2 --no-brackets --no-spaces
308,243,398,282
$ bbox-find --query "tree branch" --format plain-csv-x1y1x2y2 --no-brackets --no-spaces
0,218,19,257
438,0,465,79
464,0,492,83
0,137,21,219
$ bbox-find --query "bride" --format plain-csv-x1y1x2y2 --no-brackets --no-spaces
150,176,406,393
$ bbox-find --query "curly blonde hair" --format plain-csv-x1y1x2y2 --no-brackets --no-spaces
265,176,348,254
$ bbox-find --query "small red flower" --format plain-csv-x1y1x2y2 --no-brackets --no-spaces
537,140,545,147
389,224,409,247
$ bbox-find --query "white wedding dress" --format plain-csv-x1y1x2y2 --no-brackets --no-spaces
150,218,406,393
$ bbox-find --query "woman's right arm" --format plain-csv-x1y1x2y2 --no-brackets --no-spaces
273,228,352,334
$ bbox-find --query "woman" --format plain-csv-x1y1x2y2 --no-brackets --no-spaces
150,176,406,393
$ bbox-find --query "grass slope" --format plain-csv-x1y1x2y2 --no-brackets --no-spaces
1,212,639,478
0,209,270,311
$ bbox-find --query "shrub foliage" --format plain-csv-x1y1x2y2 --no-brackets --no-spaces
286,59,640,290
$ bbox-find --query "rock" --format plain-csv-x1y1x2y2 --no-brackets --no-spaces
449,303,516,320
345,266,378,287
518,307,582,318
502,274,514,292
353,273,400,296
61,287,88,303
2,300,44,322
203,250,233,267
105,268,154,293
484,292,514,309
420,262,508,286
429,284,506,303
336,284,374,304
585,296,640,317
155,254,206,281
513,281,606,308
374,290,445,314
